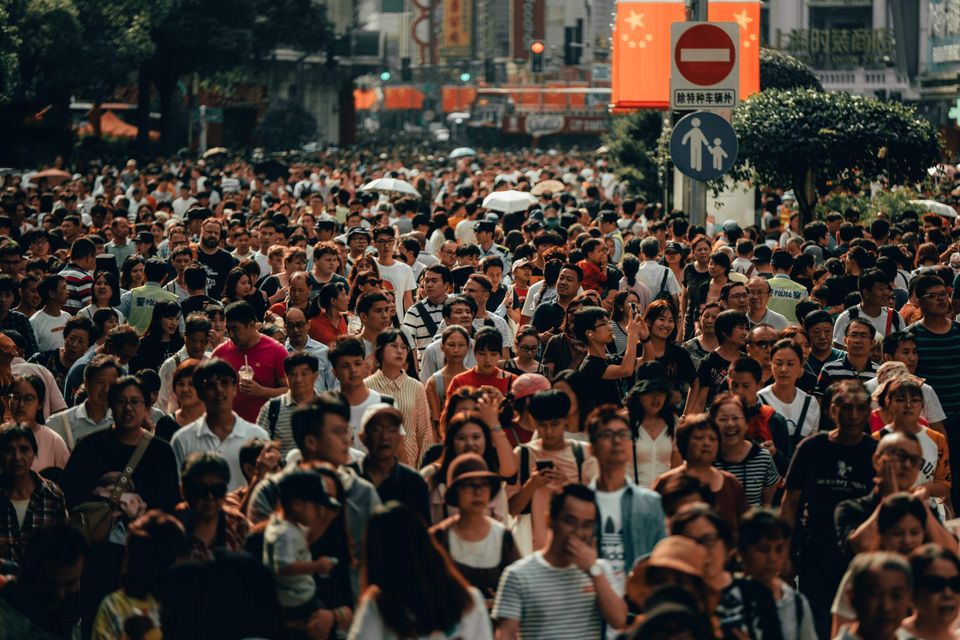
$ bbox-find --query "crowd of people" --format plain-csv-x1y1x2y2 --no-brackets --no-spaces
1,150,960,639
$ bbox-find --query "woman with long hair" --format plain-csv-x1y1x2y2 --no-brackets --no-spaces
610,290,642,356
697,251,732,307
426,326,471,429
642,300,697,409
130,301,184,373
154,360,205,442
681,301,721,373
913,242,941,275
349,502,492,639
81,271,125,323
654,414,747,530
681,235,713,340
222,267,268,321
430,454,520,606
901,544,960,640
120,255,146,291
420,409,516,525
92,308,121,346
541,295,590,378
499,325,545,376
552,369,588,440
309,282,349,347
347,271,383,314
625,364,681,487
5,374,68,472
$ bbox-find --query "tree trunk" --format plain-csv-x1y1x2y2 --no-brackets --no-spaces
91,100,102,138
793,167,818,226
135,64,151,156
155,73,177,154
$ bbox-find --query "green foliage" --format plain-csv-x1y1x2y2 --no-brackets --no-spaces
253,0,332,56
255,99,317,151
731,89,941,221
0,2,20,105
603,110,665,199
759,48,823,92
817,187,922,222
12,0,83,101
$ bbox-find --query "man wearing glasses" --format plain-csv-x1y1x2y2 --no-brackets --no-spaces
746,276,788,330
372,225,415,313
910,274,960,506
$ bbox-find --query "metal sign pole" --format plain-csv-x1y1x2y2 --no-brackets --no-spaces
681,0,708,228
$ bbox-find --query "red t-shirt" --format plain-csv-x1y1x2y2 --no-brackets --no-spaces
309,312,347,347
212,335,289,422
448,368,516,397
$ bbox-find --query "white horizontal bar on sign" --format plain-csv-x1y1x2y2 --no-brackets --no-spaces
680,49,731,62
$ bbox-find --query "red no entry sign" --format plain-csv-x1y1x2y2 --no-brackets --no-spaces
674,24,736,86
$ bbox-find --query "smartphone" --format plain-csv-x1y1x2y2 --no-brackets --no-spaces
536,460,555,472
630,302,638,315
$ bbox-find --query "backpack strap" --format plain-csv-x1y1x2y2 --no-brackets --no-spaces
110,432,153,503
792,395,812,446
658,269,669,296
518,445,532,515
59,411,75,450
379,393,395,406
267,397,282,439
571,441,585,483
416,301,439,340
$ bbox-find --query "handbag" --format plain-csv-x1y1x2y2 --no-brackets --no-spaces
69,433,153,543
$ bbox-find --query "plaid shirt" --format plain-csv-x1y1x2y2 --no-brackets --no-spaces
0,472,68,564
0,310,39,358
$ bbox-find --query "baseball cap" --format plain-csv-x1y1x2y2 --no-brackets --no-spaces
347,226,371,239
752,244,772,263
511,373,551,400
474,219,496,233
360,403,405,436
135,231,153,244
663,241,684,255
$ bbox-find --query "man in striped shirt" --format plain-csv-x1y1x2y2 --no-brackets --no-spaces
815,319,878,397
401,264,450,362
493,484,626,639
58,237,96,315
909,274,960,506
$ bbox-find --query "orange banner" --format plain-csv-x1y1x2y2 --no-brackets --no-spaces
442,86,477,113
384,86,425,110
354,88,377,111
612,0,760,109
708,0,761,100
442,0,472,58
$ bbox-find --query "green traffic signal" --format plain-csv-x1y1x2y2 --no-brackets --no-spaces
380,71,391,81
460,72,471,82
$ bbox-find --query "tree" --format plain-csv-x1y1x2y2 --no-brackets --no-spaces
0,2,20,106
255,99,316,151
731,89,941,224
759,48,823,92
603,109,665,200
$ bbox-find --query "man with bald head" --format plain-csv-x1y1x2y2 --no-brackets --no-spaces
746,276,789,329
269,270,311,317
284,307,335,393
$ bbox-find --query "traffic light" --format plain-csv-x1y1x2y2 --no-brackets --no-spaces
379,70,391,82
401,57,411,82
484,58,495,83
459,61,471,83
530,40,544,73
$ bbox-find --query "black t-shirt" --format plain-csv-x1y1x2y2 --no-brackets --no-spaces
834,492,880,558
542,334,581,374
180,294,219,316
696,351,734,405
59,430,181,513
683,264,711,319
531,302,565,334
657,343,697,388
579,354,623,408
196,249,237,299
784,432,877,542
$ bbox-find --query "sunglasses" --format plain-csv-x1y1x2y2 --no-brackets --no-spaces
919,574,960,593
749,340,776,349
189,483,228,499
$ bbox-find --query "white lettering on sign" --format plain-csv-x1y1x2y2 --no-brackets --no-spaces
680,48,732,62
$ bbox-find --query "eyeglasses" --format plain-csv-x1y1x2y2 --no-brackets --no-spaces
689,532,721,548
595,429,632,442
189,483,228,499
883,447,923,467
749,340,776,349
918,574,960,593
747,290,767,297
728,293,749,300
921,291,950,301
374,238,394,246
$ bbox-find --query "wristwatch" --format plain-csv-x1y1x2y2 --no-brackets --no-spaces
588,561,603,578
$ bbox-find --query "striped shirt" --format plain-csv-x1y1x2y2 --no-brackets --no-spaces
400,297,447,359
364,370,435,467
714,443,779,506
255,392,298,457
59,262,93,315
815,356,878,397
911,321,960,418
493,552,616,639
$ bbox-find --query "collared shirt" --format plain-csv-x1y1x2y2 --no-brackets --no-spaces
171,413,270,490
105,238,135,268
47,401,113,450
0,471,67,563
401,297,447,359
364,370,434,468
255,391,300,457
815,356,879,397
0,311,38,357
284,337,336,394
355,457,431,525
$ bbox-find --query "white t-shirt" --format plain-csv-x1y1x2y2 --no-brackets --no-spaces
348,585,492,640
454,219,478,246
30,309,72,351
832,305,904,346
758,386,821,441
350,390,385,452
635,261,681,297
263,514,314,607
11,498,29,527
377,261,416,311
448,520,507,569
864,377,947,424
595,486,627,590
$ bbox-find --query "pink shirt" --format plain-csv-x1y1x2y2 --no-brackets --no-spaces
212,335,289,422
31,424,70,471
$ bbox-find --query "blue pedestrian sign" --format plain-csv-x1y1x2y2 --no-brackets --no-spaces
669,111,738,181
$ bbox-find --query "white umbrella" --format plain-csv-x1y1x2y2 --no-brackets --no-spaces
482,190,537,213
360,177,421,198
910,199,957,219
449,147,477,159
